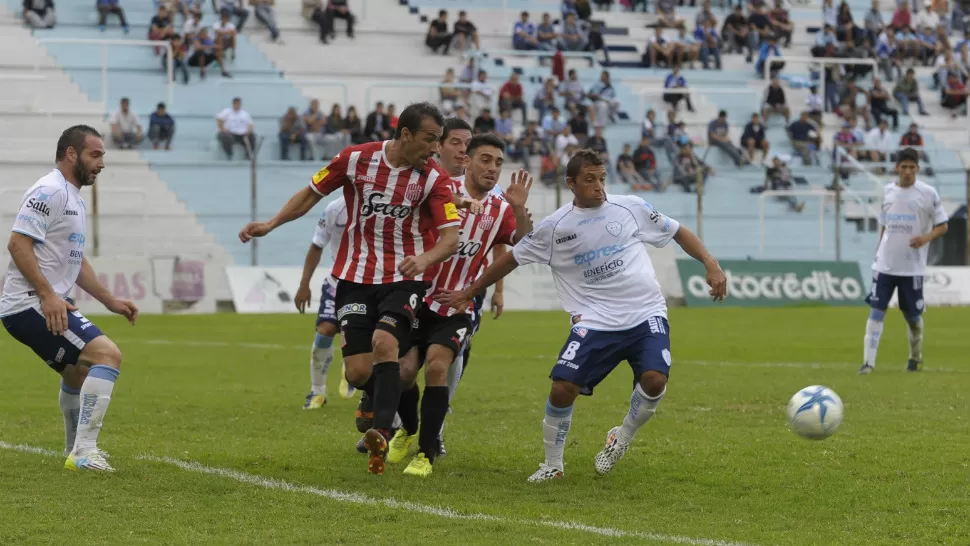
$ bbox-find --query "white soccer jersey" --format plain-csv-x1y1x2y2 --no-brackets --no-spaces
873,180,948,277
0,170,87,317
511,194,680,331
311,198,349,268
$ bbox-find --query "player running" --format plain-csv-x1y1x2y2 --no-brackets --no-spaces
294,197,356,408
238,102,482,475
1,125,139,472
437,149,727,482
390,134,533,477
859,147,948,375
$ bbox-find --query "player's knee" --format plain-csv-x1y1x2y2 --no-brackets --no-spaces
905,314,923,330
343,354,372,386
371,329,400,360
60,363,88,390
639,371,667,397
549,380,580,407
79,336,123,370
869,308,886,322
316,322,338,338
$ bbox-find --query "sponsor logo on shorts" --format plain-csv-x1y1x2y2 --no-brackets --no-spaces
80,322,93,330
337,303,367,319
555,233,577,244
556,359,579,370
662,348,672,367
570,314,582,325
379,315,398,328
55,348,66,363
573,327,588,338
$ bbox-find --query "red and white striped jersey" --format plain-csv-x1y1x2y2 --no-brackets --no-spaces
310,141,461,285
426,184,517,316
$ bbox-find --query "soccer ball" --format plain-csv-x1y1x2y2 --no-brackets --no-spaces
786,385,844,440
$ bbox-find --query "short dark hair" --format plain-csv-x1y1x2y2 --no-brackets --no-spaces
438,9,446,16
157,102,166,109
896,147,920,165
55,125,101,162
440,117,472,142
395,102,445,139
566,149,604,181
466,133,506,158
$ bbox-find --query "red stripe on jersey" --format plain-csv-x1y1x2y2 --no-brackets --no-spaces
309,141,460,285
427,194,517,316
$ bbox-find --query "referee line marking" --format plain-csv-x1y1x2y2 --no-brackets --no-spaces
0,440,752,546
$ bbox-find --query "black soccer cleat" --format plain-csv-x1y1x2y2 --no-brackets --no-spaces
906,359,921,372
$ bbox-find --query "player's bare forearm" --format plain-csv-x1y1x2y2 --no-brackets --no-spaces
465,251,520,298
268,186,323,230
7,233,56,299
77,257,113,306
928,222,948,240
423,225,460,265
673,226,718,270
511,205,533,244
299,244,323,289
492,245,507,293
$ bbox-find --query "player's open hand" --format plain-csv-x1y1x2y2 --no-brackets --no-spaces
491,290,504,319
434,288,471,309
295,284,311,314
107,298,139,325
239,221,273,243
41,295,76,336
706,262,727,303
909,235,930,248
505,169,533,209
399,255,431,278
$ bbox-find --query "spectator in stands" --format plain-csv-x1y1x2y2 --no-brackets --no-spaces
645,26,676,68
587,70,620,124
764,156,805,212
555,125,579,158
839,80,870,129
562,13,587,51
182,7,203,42
616,143,649,188
568,109,590,145
534,78,558,123
454,105,471,124
868,78,899,129
303,99,326,154
695,20,722,69
899,122,928,161
914,5,940,34
631,136,662,191
426,10,451,53
761,78,790,124
473,108,496,134
805,85,823,125
707,110,744,167
513,120,546,171
543,107,567,141
722,6,749,55
188,28,232,78
769,0,793,47
756,35,783,77
788,111,820,166
537,13,560,51
364,102,390,141
322,103,347,157
696,0,717,28
892,2,913,31
656,0,685,28
663,65,694,112
822,0,837,28
387,104,399,130
499,73,528,123
917,24,942,64
562,0,577,17
587,125,608,162
149,6,174,53
675,27,699,69
470,70,494,117
942,72,969,116
148,102,175,150
836,1,860,44
641,108,657,140
811,24,838,57
832,121,860,164
559,68,587,112
213,9,237,61
166,35,190,83
212,0,248,31
863,119,894,165
863,2,884,45
876,31,901,82
741,113,769,163
251,0,281,43
23,0,55,28
109,98,142,149
673,144,711,192
495,109,515,148
585,21,610,64
216,97,255,160
279,107,310,161
97,0,128,33
440,68,462,115
934,50,967,90
320,0,354,41
343,106,364,144
892,68,929,115
747,4,772,63
513,11,538,50
453,11,480,57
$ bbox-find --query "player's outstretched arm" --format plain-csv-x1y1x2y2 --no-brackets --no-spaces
673,226,727,302
295,244,323,314
7,232,71,335
78,258,138,325
436,250,521,308
239,186,323,243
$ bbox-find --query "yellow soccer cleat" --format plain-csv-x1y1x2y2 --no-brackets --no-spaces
64,451,114,472
403,453,433,478
338,362,356,399
303,393,327,410
386,428,417,464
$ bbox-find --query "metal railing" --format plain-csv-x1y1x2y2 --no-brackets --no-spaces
476,48,598,67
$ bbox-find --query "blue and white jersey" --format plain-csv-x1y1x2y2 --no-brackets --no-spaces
873,180,948,277
311,197,349,274
511,194,680,331
0,170,87,317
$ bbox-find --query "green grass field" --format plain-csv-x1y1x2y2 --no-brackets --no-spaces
2,307,969,545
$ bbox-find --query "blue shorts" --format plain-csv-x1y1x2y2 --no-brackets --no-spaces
865,272,924,317
315,277,338,327
470,293,485,336
551,316,672,396
1,305,104,373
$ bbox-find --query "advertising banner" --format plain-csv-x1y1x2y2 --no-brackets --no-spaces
225,266,332,314
888,266,970,307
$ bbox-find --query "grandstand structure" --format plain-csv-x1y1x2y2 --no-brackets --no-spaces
0,0,967,273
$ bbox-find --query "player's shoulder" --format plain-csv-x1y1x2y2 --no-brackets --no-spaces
605,193,648,209
25,170,68,200
913,179,940,196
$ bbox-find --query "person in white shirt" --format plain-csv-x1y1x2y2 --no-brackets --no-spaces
109,97,143,149
860,148,949,375
1,125,138,472
182,8,203,40
863,119,895,162
469,70,493,118
212,9,237,60
436,149,726,482
216,97,256,160
555,125,579,156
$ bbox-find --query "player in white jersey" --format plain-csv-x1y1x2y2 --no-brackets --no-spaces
437,149,726,482
294,197,355,408
859,148,949,375
0,125,139,472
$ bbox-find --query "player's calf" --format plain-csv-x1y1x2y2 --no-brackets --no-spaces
905,315,923,371
69,336,122,466
596,371,667,476
305,321,338,408
412,346,452,470
859,307,886,375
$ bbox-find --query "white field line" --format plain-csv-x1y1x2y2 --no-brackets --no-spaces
0,440,752,546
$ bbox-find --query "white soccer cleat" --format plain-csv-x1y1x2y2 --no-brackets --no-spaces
65,450,115,472
594,426,630,476
527,463,563,483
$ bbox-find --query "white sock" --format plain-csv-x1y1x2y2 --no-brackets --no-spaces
616,385,665,444
73,364,119,455
310,334,334,395
392,412,402,429
446,350,464,402
864,311,885,367
59,382,81,455
907,317,923,361
542,399,573,470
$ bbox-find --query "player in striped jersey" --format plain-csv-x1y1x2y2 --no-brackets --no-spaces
392,134,534,477
239,103,483,475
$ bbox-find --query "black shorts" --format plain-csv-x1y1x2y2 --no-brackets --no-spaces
334,279,428,358
414,305,473,368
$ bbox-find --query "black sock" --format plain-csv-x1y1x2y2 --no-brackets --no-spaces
351,374,376,396
398,385,420,436
460,342,472,380
372,361,401,430
419,386,449,463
